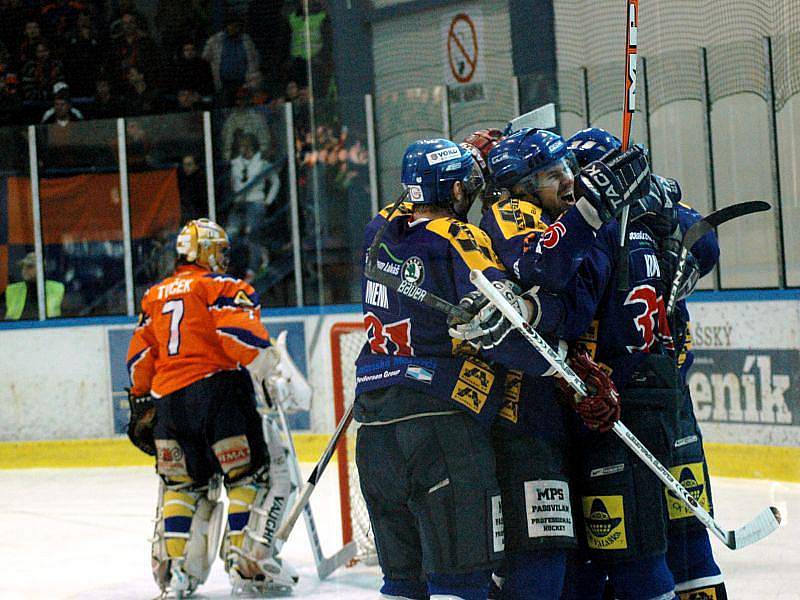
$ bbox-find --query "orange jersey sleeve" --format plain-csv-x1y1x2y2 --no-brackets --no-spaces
125,265,271,398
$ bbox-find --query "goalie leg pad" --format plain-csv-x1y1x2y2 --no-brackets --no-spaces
151,477,224,595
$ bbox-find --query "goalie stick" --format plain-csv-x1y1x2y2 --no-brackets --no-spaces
666,200,771,316
469,268,782,550
504,103,556,135
275,402,355,545
267,385,357,579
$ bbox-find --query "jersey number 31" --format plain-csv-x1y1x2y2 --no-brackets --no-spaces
364,312,414,356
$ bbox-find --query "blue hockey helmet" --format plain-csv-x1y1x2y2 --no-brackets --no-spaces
566,127,622,168
487,128,569,189
401,138,484,212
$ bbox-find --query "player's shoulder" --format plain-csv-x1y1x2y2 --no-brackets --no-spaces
378,200,414,222
425,217,503,271
486,195,547,238
202,273,260,308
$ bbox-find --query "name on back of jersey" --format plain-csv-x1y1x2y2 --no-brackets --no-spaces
365,280,389,309
157,279,192,299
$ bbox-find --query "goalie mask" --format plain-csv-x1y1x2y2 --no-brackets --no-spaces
176,218,230,274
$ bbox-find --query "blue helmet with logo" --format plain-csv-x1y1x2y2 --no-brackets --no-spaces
487,128,569,188
566,127,622,168
401,138,484,211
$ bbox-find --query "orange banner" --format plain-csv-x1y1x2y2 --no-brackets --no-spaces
6,169,180,245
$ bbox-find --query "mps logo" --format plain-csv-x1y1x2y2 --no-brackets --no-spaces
401,256,425,284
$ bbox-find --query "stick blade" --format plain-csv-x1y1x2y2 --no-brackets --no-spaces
728,506,782,549
316,541,358,580
505,103,556,134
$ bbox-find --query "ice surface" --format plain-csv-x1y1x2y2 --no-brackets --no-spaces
0,466,798,599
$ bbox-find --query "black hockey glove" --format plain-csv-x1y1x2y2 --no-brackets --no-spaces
573,144,651,226
126,389,156,456
448,280,538,351
629,175,681,239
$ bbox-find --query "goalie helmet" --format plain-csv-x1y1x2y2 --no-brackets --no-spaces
176,218,230,274
566,127,622,168
487,128,569,189
400,138,484,217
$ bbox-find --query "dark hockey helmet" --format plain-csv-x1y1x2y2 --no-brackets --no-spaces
487,128,569,189
566,127,622,168
401,138,485,217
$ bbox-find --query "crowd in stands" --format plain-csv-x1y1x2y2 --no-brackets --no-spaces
0,0,334,127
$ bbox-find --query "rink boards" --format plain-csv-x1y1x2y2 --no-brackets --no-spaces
1,292,799,482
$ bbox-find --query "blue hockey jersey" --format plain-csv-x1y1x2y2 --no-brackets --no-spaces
355,202,558,426
479,195,598,291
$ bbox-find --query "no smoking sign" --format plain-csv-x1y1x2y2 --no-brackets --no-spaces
442,7,484,92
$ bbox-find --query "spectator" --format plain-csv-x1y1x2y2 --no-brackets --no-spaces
154,0,209,59
18,20,44,67
172,40,213,96
285,0,332,93
40,0,87,44
246,0,289,98
220,86,272,160
0,252,65,320
123,65,161,116
21,41,65,101
177,153,208,222
175,86,201,112
88,76,123,119
63,12,100,97
41,82,84,124
0,71,22,126
227,132,279,273
107,11,160,91
202,13,259,106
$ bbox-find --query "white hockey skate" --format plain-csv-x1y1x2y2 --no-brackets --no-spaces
229,555,299,597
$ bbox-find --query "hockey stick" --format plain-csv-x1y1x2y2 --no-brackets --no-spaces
275,402,355,544
269,388,358,578
665,200,771,316
470,268,782,550
616,0,639,292
504,103,557,135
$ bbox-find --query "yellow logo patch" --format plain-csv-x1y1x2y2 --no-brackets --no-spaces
450,358,494,414
582,495,627,550
233,290,255,307
666,462,710,520
499,369,522,423
451,381,488,413
678,587,717,600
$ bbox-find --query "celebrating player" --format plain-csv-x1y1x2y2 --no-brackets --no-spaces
449,127,650,599
558,128,724,600
354,138,574,600
125,218,299,597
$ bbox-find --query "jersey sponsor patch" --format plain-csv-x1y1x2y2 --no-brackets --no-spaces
405,364,434,383
426,146,461,165
674,434,699,448
524,480,574,538
589,463,625,478
458,359,494,394
401,256,425,284
212,435,252,474
582,495,627,550
665,462,710,520
233,289,255,307
491,493,505,553
498,369,522,423
155,439,189,478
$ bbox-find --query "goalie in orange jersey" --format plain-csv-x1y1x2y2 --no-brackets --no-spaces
125,218,300,597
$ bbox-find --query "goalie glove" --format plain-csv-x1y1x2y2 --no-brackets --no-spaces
574,144,651,228
448,280,538,350
126,389,156,456
247,331,312,413
555,352,620,433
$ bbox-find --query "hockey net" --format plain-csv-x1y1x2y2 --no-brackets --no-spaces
330,321,378,565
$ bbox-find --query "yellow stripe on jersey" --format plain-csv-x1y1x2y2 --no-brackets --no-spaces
426,218,505,273
490,196,547,240
379,200,415,221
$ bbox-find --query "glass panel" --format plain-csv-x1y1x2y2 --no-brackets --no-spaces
0,127,34,321
295,95,371,305
375,85,446,207
36,118,123,317
127,113,205,307
776,95,800,287
213,105,295,307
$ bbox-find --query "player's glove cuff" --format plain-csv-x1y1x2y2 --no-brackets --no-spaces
126,389,156,456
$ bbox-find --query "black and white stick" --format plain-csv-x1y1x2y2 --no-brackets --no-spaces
470,268,781,550
666,200,771,316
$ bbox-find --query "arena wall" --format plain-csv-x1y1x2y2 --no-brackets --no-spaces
1,292,799,482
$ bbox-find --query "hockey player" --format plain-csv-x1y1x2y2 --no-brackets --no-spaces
558,128,723,600
125,218,299,597
354,138,587,600
451,128,650,599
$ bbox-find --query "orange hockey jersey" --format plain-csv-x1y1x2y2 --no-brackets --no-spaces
126,264,270,398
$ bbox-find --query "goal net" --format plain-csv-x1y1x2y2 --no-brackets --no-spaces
329,321,378,565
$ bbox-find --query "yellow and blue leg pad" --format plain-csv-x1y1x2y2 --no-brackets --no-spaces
163,489,201,558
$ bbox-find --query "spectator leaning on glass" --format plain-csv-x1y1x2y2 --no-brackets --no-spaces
0,252,64,320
